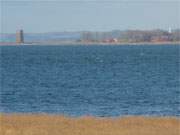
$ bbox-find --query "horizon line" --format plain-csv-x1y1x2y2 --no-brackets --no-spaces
1,28,180,34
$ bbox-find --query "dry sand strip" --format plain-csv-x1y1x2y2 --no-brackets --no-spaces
0,114,179,135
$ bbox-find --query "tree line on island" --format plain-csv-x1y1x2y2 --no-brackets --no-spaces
80,29,180,43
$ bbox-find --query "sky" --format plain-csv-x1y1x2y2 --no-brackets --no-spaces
1,0,180,33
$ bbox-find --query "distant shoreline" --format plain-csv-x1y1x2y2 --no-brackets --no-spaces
0,41,180,46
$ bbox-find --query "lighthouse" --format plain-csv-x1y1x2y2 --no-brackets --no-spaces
168,27,172,34
16,30,24,44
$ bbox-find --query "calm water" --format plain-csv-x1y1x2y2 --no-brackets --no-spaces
0,45,179,117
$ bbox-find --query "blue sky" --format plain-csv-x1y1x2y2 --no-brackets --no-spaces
1,0,180,33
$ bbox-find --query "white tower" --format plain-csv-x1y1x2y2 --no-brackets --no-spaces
168,27,172,34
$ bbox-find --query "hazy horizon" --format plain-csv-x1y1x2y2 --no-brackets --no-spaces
1,28,180,35
1,0,180,33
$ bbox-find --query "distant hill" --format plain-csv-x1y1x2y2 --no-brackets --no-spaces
0,32,81,42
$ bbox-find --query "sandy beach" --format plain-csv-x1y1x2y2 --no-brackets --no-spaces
0,114,179,135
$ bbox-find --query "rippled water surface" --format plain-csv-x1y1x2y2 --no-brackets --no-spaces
0,45,179,116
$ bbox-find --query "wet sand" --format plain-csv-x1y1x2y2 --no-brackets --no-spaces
0,114,179,135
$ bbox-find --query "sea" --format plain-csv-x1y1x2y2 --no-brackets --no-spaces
0,45,179,117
